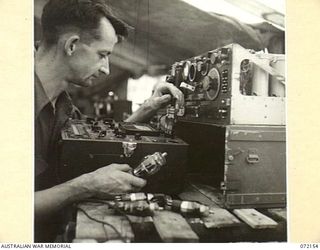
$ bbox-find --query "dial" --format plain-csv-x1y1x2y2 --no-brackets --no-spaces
201,67,221,100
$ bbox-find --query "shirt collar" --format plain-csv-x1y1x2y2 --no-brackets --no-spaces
35,73,74,119
35,72,51,118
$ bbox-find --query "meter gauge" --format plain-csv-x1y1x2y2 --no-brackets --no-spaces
201,67,221,100
199,60,210,76
188,62,198,82
182,61,191,81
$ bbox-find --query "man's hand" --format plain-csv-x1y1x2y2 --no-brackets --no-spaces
150,81,184,110
126,81,184,123
83,164,147,198
35,164,146,219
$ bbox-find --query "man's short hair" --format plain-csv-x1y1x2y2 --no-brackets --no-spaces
41,0,129,46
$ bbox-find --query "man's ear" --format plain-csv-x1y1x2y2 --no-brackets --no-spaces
64,35,80,56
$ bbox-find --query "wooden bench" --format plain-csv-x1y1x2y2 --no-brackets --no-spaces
72,184,287,243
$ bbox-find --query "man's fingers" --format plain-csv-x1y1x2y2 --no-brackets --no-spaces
124,173,147,188
130,185,142,193
165,83,184,107
113,164,132,172
157,94,172,105
154,82,184,108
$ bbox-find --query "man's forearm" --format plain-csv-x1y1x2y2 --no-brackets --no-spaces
125,99,156,123
35,175,91,220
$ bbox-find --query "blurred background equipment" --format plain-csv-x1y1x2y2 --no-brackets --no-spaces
93,91,132,121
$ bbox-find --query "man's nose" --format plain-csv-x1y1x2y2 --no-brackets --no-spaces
99,58,110,75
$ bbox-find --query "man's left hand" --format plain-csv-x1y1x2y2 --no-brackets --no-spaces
125,81,184,123
150,81,184,110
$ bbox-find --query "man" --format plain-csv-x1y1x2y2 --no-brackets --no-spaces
35,0,183,242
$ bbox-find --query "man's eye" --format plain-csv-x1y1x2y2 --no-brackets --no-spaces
99,52,111,59
99,54,107,59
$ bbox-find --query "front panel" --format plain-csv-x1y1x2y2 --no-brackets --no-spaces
167,43,285,125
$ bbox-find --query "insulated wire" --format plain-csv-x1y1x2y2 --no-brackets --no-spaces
76,206,128,242
133,0,140,58
146,0,150,69
76,198,134,223
75,199,136,243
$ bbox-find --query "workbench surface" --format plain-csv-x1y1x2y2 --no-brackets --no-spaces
70,183,287,243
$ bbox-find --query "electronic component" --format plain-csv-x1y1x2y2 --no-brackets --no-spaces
113,200,161,217
112,193,210,217
115,193,147,202
162,106,176,136
133,152,167,179
147,193,172,207
166,200,209,216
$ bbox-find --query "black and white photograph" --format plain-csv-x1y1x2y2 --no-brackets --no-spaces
33,0,287,243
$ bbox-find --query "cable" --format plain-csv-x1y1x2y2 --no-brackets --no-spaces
76,205,129,243
75,197,156,242
133,0,140,58
146,0,150,69
75,198,135,224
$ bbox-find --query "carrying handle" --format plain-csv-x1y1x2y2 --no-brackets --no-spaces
246,148,260,164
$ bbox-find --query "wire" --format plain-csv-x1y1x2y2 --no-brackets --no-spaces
75,198,135,225
76,205,129,243
146,0,150,69
133,0,140,58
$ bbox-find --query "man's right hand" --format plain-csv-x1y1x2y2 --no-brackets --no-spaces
80,164,147,198
35,163,146,219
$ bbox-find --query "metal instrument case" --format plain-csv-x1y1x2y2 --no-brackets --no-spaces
176,121,286,208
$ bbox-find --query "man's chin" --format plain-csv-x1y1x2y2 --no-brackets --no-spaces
84,79,94,87
85,77,98,87
71,78,95,87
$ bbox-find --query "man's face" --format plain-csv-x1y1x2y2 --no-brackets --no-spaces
66,17,118,87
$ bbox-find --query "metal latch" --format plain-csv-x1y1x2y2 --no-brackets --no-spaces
122,142,137,158
180,82,196,92
246,148,260,164
226,148,244,162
